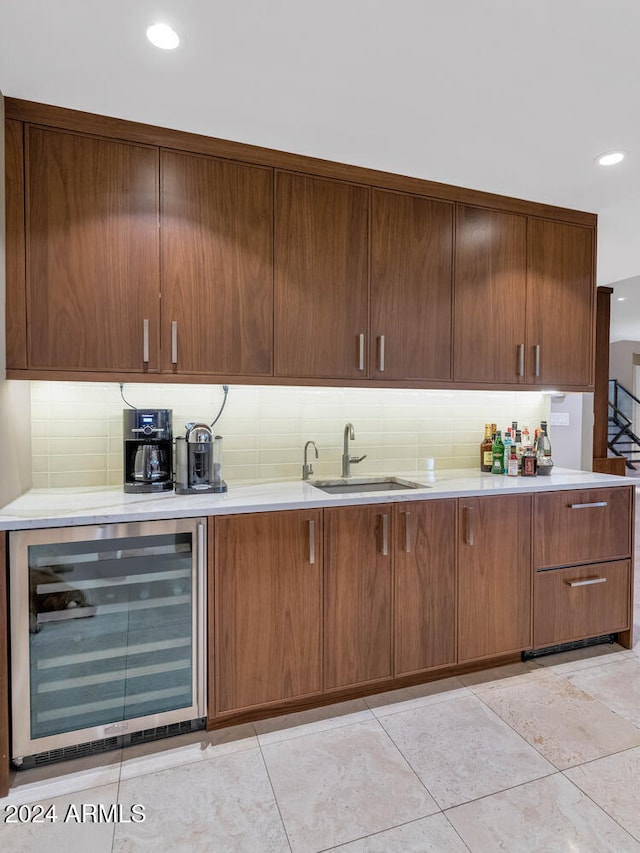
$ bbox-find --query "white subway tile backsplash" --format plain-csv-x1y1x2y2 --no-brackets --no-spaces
29,382,551,489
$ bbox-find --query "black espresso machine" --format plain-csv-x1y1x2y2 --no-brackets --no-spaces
123,409,173,493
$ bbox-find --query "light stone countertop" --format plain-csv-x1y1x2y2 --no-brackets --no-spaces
0,467,631,531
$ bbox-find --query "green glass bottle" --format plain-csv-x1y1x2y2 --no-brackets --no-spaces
491,430,504,474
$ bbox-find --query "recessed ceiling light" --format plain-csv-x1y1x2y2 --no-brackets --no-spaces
595,151,626,166
617,297,627,301
146,23,180,50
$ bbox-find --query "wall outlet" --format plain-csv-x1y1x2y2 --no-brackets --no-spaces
549,412,570,426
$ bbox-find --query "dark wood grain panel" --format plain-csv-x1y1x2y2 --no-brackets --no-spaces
274,171,369,378
5,119,27,368
324,504,393,689
527,218,595,386
458,494,532,662
214,510,322,715
25,126,160,371
534,560,631,648
453,205,527,383
534,487,632,569
371,190,453,380
394,500,457,676
161,150,273,376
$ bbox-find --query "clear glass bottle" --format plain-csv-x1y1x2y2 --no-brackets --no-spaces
536,420,553,475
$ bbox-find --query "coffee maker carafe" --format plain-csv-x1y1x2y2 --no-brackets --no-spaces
175,423,227,495
123,409,173,493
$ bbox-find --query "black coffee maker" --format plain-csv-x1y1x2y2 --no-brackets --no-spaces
123,409,173,493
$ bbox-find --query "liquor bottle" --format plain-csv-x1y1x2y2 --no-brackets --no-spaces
536,420,553,475
491,430,504,474
507,444,518,477
480,424,493,472
502,428,512,475
514,428,523,473
521,445,537,476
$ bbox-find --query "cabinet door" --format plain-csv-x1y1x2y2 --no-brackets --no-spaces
161,150,273,376
527,218,595,387
324,505,393,689
458,495,532,662
5,119,27,369
25,126,159,372
453,205,527,384
274,171,369,378
213,510,322,715
371,190,453,380
394,500,457,676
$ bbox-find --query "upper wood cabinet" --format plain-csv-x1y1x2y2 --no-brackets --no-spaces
370,190,453,380
274,171,370,379
453,205,528,384
24,126,160,373
160,150,273,377
526,218,594,387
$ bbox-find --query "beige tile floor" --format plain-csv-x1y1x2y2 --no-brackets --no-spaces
2,506,640,852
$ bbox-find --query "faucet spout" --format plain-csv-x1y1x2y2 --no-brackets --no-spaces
302,440,319,481
342,423,366,477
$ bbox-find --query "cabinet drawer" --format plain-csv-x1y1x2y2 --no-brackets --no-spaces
533,560,631,648
533,487,631,569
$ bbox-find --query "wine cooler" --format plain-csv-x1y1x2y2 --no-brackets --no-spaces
9,518,207,766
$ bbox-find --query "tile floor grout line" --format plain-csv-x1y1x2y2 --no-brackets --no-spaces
255,733,295,853
361,682,475,721
558,769,640,847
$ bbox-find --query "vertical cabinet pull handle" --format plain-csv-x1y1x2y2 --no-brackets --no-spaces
378,335,385,372
403,511,411,553
308,519,316,565
517,343,524,377
465,506,474,546
380,513,389,556
358,333,365,371
171,321,178,365
534,344,541,377
143,318,149,364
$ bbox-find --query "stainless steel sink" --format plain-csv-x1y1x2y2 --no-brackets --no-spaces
309,476,428,494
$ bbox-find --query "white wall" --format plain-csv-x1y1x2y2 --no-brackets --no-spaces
30,381,551,489
0,91,32,506
610,340,640,391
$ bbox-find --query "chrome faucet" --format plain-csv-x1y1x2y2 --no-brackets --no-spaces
302,440,319,480
342,423,367,477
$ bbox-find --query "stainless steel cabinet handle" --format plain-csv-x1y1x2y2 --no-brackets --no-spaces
308,519,316,565
566,577,607,588
569,502,608,509
534,344,540,377
465,506,474,546
403,511,411,553
378,335,385,372
517,344,524,377
358,333,365,371
171,321,178,365
380,513,389,556
143,318,149,364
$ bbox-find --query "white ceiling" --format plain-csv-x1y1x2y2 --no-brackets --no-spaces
1,0,640,325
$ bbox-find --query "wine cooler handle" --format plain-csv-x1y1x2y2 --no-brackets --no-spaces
308,519,316,565
566,577,607,588
380,513,389,556
197,522,206,717
465,506,474,545
171,321,178,366
143,318,149,364
534,344,541,377
517,343,524,377
379,335,385,372
358,333,365,371
403,510,411,553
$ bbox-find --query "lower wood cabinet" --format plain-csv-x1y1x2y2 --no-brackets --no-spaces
324,504,393,690
212,510,323,716
533,560,631,648
394,500,457,676
458,494,532,662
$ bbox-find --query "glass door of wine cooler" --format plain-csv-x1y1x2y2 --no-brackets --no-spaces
9,518,206,763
